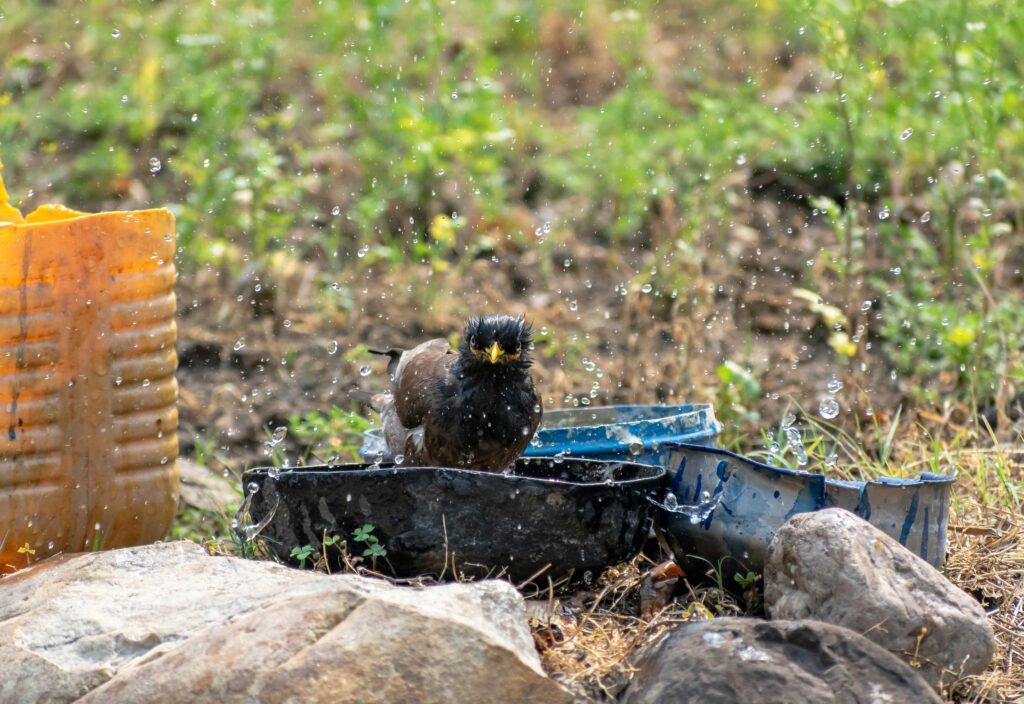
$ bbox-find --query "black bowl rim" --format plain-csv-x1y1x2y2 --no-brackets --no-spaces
243,456,666,487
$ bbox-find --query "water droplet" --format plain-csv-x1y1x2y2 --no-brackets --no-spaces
664,492,678,510
450,92,459,100
326,340,339,355
142,378,151,388
860,300,872,312
148,157,162,174
782,413,796,427
120,95,129,104
568,299,578,312
640,283,653,293
360,365,372,377
268,466,280,480
331,205,341,216
920,210,931,223
900,128,913,140
246,482,259,494
357,245,369,258
826,377,844,394
818,397,840,419
111,28,121,38
271,426,287,444
581,358,596,372
233,337,245,351
825,452,839,468
878,206,890,220
394,454,405,465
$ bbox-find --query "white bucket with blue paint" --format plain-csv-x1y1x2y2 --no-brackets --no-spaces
656,443,955,584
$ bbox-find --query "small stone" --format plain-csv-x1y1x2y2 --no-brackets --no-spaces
620,617,940,704
764,508,995,687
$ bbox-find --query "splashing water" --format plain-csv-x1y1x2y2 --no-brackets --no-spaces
231,482,279,542
655,489,722,525
785,425,808,466
818,397,840,419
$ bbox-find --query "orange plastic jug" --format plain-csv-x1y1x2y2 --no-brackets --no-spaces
0,161,179,572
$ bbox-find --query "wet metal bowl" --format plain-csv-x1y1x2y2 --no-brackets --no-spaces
242,457,665,583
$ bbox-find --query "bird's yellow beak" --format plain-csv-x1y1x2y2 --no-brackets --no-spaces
486,341,503,363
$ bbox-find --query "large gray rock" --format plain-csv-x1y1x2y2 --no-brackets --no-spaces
764,508,994,686
620,617,941,704
176,458,239,514
0,541,570,704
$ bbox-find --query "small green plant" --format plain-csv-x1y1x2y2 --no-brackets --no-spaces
734,570,763,613
289,544,317,569
715,360,762,428
352,524,388,567
289,407,377,464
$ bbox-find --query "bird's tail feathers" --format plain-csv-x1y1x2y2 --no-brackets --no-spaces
367,347,404,379
368,347,404,359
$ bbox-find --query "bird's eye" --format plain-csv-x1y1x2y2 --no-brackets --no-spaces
470,336,478,348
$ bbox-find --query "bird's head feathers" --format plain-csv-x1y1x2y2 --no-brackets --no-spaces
460,315,533,368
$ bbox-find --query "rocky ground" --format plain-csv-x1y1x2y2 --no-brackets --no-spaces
0,510,1001,703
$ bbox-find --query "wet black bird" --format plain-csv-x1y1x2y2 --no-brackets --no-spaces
358,315,542,472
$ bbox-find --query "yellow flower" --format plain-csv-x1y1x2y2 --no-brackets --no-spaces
947,325,975,348
17,543,35,556
447,128,476,150
793,288,846,329
829,331,857,357
429,214,456,246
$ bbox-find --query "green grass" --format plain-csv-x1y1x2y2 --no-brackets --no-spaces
3,0,1022,409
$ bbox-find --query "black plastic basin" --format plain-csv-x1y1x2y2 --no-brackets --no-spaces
241,457,664,583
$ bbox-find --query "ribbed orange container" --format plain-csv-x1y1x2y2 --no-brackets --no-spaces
0,161,179,572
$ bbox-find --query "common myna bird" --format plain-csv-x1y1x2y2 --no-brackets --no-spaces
358,315,542,472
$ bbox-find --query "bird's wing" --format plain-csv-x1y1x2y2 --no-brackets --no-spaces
391,338,454,428
378,396,427,463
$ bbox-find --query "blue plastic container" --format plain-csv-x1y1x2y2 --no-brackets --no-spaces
656,443,955,583
359,404,722,467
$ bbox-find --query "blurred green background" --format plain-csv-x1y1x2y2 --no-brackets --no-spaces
1,0,1022,414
